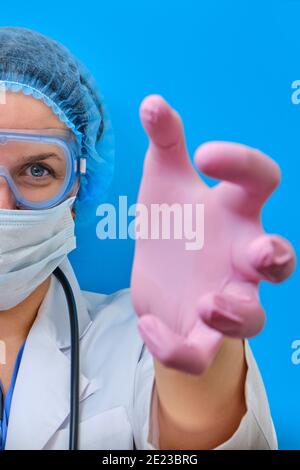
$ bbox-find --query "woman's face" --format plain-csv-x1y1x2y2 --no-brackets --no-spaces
0,91,70,209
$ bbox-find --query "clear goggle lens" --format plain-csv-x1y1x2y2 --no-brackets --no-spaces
0,130,83,209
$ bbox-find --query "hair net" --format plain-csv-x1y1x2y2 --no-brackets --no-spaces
0,26,115,211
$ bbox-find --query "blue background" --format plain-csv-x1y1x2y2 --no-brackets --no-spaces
2,0,299,449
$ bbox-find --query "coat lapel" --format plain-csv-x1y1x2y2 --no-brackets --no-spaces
5,258,101,450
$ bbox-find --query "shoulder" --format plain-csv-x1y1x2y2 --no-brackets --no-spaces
82,287,140,341
79,287,147,378
83,287,134,320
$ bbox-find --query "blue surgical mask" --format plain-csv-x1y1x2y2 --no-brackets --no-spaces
0,197,76,310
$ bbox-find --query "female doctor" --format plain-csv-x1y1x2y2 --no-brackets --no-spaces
0,26,296,450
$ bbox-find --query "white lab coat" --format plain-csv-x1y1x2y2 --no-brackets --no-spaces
5,258,278,450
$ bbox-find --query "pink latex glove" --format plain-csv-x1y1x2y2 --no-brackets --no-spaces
130,94,296,375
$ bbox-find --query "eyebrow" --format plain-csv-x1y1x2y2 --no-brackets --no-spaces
16,153,64,165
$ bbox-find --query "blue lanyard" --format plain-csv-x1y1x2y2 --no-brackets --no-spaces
0,342,25,450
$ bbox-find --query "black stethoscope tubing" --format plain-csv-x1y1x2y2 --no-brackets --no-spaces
54,266,79,451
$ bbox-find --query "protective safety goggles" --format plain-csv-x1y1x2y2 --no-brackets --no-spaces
0,128,86,209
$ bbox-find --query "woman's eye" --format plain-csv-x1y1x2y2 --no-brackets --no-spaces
25,164,50,178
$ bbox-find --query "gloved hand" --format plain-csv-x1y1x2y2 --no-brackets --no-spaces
130,94,296,375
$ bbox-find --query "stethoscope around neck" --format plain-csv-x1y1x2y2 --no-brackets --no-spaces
53,267,80,451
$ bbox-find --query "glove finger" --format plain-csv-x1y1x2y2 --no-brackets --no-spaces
197,291,265,338
247,234,296,283
138,314,222,375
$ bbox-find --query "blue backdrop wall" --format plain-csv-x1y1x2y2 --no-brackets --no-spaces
1,0,299,449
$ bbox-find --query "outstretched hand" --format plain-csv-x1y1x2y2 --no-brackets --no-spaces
130,95,296,375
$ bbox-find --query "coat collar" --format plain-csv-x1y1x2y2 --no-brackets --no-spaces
5,257,102,450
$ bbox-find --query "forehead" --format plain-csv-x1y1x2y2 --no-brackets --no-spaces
0,91,68,130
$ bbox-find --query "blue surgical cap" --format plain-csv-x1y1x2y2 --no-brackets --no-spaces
0,26,115,209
